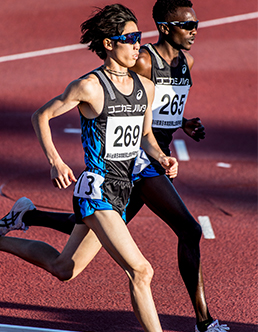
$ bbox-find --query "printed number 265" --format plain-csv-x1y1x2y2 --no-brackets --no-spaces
159,94,186,115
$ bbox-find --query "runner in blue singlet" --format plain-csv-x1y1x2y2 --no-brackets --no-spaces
0,5,178,331
0,1,229,331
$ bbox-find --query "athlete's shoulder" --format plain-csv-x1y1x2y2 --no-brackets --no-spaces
78,71,100,85
138,48,152,67
77,72,102,96
72,71,104,116
131,47,152,79
182,50,194,70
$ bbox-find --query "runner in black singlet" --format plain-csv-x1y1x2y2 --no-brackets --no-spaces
126,2,228,331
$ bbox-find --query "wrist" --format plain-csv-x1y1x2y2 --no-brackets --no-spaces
182,117,187,128
48,154,62,167
158,153,166,164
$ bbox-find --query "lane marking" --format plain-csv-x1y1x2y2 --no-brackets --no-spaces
0,324,80,332
0,44,87,63
216,162,232,168
199,11,258,28
64,128,81,134
173,139,190,161
198,216,215,239
0,12,257,63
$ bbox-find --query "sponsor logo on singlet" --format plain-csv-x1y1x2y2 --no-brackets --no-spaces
108,104,146,114
182,64,187,74
136,89,143,100
156,77,190,86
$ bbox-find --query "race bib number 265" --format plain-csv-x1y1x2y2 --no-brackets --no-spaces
152,85,190,128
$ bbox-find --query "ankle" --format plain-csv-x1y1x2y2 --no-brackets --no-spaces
196,318,214,332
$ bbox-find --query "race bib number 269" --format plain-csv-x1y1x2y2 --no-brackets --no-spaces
105,116,144,161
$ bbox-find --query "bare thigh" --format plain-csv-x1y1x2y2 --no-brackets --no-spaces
83,210,149,277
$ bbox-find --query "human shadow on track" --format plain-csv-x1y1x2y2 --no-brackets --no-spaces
0,302,256,332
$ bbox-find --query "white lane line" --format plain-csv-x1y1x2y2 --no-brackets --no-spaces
216,162,232,168
0,324,80,332
64,128,81,134
0,44,87,63
0,12,257,63
173,139,190,161
198,216,215,239
199,11,258,28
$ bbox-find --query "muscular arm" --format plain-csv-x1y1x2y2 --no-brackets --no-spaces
31,75,103,188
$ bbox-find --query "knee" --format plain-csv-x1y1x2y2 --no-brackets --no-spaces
131,260,154,288
51,260,75,282
181,219,202,245
193,222,202,241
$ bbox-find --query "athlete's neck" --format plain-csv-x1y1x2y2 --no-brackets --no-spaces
102,65,129,77
154,40,180,67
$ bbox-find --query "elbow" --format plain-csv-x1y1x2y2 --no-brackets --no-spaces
31,108,44,130
31,110,38,128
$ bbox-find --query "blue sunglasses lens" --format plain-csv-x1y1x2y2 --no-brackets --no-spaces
111,32,141,44
124,32,141,44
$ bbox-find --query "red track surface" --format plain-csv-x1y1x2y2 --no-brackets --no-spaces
0,1,257,331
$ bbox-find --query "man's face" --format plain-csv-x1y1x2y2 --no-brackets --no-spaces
108,21,141,68
166,7,198,50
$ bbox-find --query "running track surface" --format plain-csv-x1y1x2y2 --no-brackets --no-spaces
0,1,257,331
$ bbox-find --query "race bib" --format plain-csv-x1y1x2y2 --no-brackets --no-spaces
74,171,104,199
105,116,144,161
152,84,190,129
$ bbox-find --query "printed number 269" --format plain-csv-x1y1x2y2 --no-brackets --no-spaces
113,125,140,147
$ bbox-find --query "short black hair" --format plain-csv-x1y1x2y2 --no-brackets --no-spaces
80,4,138,60
152,0,193,23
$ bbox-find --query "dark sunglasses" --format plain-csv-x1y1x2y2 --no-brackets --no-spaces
110,31,142,45
157,20,199,30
